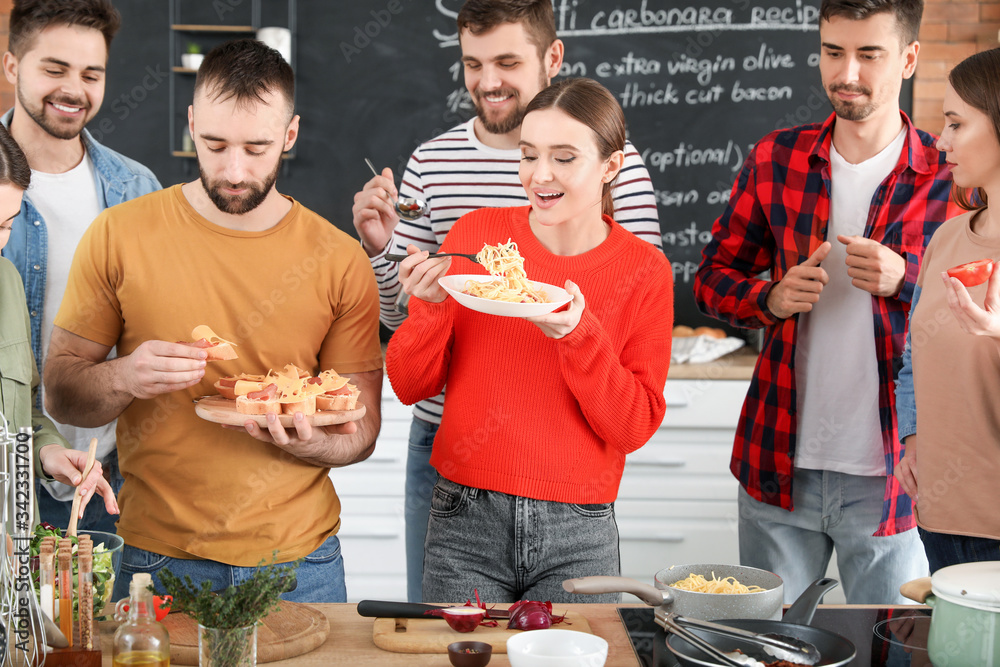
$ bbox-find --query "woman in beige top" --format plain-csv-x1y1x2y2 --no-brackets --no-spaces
894,47,1000,572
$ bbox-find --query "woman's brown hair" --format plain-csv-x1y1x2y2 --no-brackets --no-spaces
524,78,625,218
0,125,31,190
947,47,1000,211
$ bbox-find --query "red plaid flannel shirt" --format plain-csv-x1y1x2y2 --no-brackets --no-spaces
694,112,958,536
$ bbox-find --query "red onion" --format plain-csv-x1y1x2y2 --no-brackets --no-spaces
441,607,486,633
506,600,566,631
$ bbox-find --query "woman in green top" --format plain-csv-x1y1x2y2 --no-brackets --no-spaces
0,124,118,522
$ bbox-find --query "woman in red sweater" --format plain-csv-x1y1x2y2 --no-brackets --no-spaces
386,78,673,603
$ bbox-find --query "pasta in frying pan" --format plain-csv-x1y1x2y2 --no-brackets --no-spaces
668,572,766,594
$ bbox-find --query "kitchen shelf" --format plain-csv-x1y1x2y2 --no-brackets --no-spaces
169,0,296,159
171,24,254,32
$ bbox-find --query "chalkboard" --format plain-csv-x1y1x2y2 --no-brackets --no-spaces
94,0,912,335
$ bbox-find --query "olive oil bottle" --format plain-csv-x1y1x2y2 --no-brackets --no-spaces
113,573,170,666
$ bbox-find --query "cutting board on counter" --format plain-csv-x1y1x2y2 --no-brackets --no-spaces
163,601,329,664
372,612,592,653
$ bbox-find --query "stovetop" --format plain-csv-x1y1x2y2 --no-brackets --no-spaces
617,606,933,666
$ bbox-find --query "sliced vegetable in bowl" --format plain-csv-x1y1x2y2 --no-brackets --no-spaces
29,522,120,618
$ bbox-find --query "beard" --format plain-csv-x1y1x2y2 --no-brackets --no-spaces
472,69,550,135
827,83,876,121
199,158,281,215
473,87,527,135
16,84,92,140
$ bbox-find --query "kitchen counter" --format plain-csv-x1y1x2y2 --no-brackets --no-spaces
667,347,757,381
383,343,759,382
100,603,645,666
99,602,932,665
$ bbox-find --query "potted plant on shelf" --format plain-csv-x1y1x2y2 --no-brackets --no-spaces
181,42,204,71
158,557,301,667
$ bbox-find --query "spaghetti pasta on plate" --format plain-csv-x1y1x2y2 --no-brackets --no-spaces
439,275,572,317
466,240,550,304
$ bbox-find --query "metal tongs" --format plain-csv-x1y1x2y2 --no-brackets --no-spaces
661,613,822,666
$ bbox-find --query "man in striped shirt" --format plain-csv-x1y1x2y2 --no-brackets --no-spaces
352,0,661,603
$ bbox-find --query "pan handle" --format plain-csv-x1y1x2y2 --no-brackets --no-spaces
783,577,839,625
661,613,746,667
562,576,672,608
899,577,932,604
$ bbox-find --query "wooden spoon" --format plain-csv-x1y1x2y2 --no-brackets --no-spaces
67,437,98,537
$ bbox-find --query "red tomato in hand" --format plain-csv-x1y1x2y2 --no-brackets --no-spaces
947,259,994,287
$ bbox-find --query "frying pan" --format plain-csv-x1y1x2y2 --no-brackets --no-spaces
564,574,855,667
564,563,784,621
664,579,856,667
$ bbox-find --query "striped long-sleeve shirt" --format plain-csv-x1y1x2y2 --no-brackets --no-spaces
371,118,662,425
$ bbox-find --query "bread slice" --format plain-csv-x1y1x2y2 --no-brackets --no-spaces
214,379,237,400
316,387,361,411
281,395,317,416
235,395,279,415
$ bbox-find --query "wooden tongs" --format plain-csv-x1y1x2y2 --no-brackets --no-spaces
67,437,98,537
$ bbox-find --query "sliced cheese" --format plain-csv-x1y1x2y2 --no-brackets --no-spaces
191,325,238,348
278,363,310,380
316,370,350,392
232,380,266,397
267,370,308,404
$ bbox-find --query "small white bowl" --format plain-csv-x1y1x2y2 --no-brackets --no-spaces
506,629,608,667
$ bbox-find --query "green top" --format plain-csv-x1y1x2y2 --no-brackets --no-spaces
0,256,66,484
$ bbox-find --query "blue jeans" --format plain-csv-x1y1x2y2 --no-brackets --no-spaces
37,448,123,534
113,534,346,603
422,477,621,604
919,527,1000,573
404,417,439,602
738,469,928,604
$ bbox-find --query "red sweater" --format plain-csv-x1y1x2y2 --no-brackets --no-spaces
386,206,673,503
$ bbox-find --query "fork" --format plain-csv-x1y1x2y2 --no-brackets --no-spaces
385,252,479,263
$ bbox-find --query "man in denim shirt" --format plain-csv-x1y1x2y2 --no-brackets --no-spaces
0,0,160,532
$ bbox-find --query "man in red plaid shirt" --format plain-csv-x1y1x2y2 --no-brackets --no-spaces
694,0,959,604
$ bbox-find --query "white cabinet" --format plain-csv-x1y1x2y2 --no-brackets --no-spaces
616,380,745,601
329,377,855,604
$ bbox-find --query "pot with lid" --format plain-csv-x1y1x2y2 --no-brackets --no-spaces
901,561,1000,666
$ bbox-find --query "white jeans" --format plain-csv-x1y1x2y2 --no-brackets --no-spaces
738,468,928,604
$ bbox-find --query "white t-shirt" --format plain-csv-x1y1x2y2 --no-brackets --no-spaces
30,150,115,501
794,127,906,476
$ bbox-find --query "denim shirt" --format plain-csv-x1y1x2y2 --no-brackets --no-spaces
895,284,921,444
0,108,162,367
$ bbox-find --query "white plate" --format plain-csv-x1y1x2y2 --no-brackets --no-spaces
438,274,572,318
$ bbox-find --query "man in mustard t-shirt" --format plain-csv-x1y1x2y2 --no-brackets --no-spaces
42,39,384,603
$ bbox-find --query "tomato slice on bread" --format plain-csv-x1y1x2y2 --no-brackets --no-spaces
946,259,994,287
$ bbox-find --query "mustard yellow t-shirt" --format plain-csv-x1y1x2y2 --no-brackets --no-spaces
55,184,383,565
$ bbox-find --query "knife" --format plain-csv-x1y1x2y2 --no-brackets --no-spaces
357,600,511,619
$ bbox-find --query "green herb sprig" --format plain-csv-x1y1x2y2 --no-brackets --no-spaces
158,555,302,630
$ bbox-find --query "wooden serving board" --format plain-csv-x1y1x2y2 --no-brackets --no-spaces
194,395,366,427
372,611,592,653
163,601,329,665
